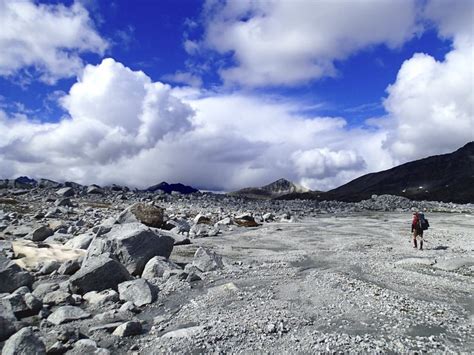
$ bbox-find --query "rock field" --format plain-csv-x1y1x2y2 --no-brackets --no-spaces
0,183,473,354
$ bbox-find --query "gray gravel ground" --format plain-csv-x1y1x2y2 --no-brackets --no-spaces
132,212,473,353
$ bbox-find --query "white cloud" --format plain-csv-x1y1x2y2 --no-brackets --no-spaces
162,71,203,87
0,60,393,191
0,58,193,170
196,0,419,86
0,0,107,83
382,0,474,162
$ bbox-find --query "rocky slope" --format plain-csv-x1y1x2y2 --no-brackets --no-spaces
229,178,310,199
280,142,474,203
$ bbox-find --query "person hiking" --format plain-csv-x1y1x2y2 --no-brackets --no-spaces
411,211,429,250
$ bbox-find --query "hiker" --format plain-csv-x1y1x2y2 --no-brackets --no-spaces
411,211,429,250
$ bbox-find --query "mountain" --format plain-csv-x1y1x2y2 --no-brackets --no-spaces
145,182,199,195
229,178,310,199
280,142,474,203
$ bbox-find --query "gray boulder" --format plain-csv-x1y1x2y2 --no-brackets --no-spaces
42,291,73,306
32,282,59,299
47,306,90,325
56,187,74,197
2,293,41,318
116,202,164,228
86,185,104,195
86,223,174,275
26,226,53,242
68,339,110,355
118,279,156,307
57,259,81,275
193,247,224,272
141,256,182,279
1,327,46,355
0,302,17,341
0,255,33,293
83,289,118,306
64,233,94,249
69,255,132,294
112,321,142,337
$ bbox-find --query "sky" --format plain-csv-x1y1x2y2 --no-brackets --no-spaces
0,0,473,191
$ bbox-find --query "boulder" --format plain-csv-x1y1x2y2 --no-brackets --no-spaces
192,247,224,272
116,203,165,228
42,291,73,306
64,233,95,249
38,260,61,275
234,214,259,227
47,306,90,325
26,226,53,242
0,302,17,341
1,327,46,355
86,185,104,195
83,289,118,305
32,282,59,299
0,255,33,293
57,259,81,275
56,187,74,197
69,255,132,294
68,339,110,355
112,321,142,337
141,256,181,279
2,293,41,318
118,279,156,307
86,224,174,275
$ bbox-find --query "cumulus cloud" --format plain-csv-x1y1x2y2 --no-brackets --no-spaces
0,62,393,191
194,0,419,86
0,0,107,83
382,0,474,162
0,58,193,174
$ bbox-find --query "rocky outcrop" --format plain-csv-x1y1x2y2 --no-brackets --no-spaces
69,255,132,294
1,327,46,355
85,223,174,275
0,255,33,293
116,203,165,228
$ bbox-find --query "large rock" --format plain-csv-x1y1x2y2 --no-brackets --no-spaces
56,187,74,197
47,306,90,325
1,327,46,355
118,279,155,307
112,321,142,337
83,289,118,306
0,302,17,341
0,255,33,293
64,233,95,249
86,224,174,276
192,247,224,272
86,185,104,195
2,293,42,318
26,226,54,242
69,255,132,294
141,256,182,279
234,214,259,227
116,203,165,228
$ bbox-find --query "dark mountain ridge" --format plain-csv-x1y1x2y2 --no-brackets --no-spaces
279,142,474,203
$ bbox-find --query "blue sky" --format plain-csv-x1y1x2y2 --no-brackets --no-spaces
0,0,472,190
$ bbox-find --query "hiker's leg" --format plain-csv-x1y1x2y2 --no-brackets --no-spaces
413,232,418,248
419,239,423,250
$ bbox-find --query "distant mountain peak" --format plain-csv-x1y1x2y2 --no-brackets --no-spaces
230,178,309,199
